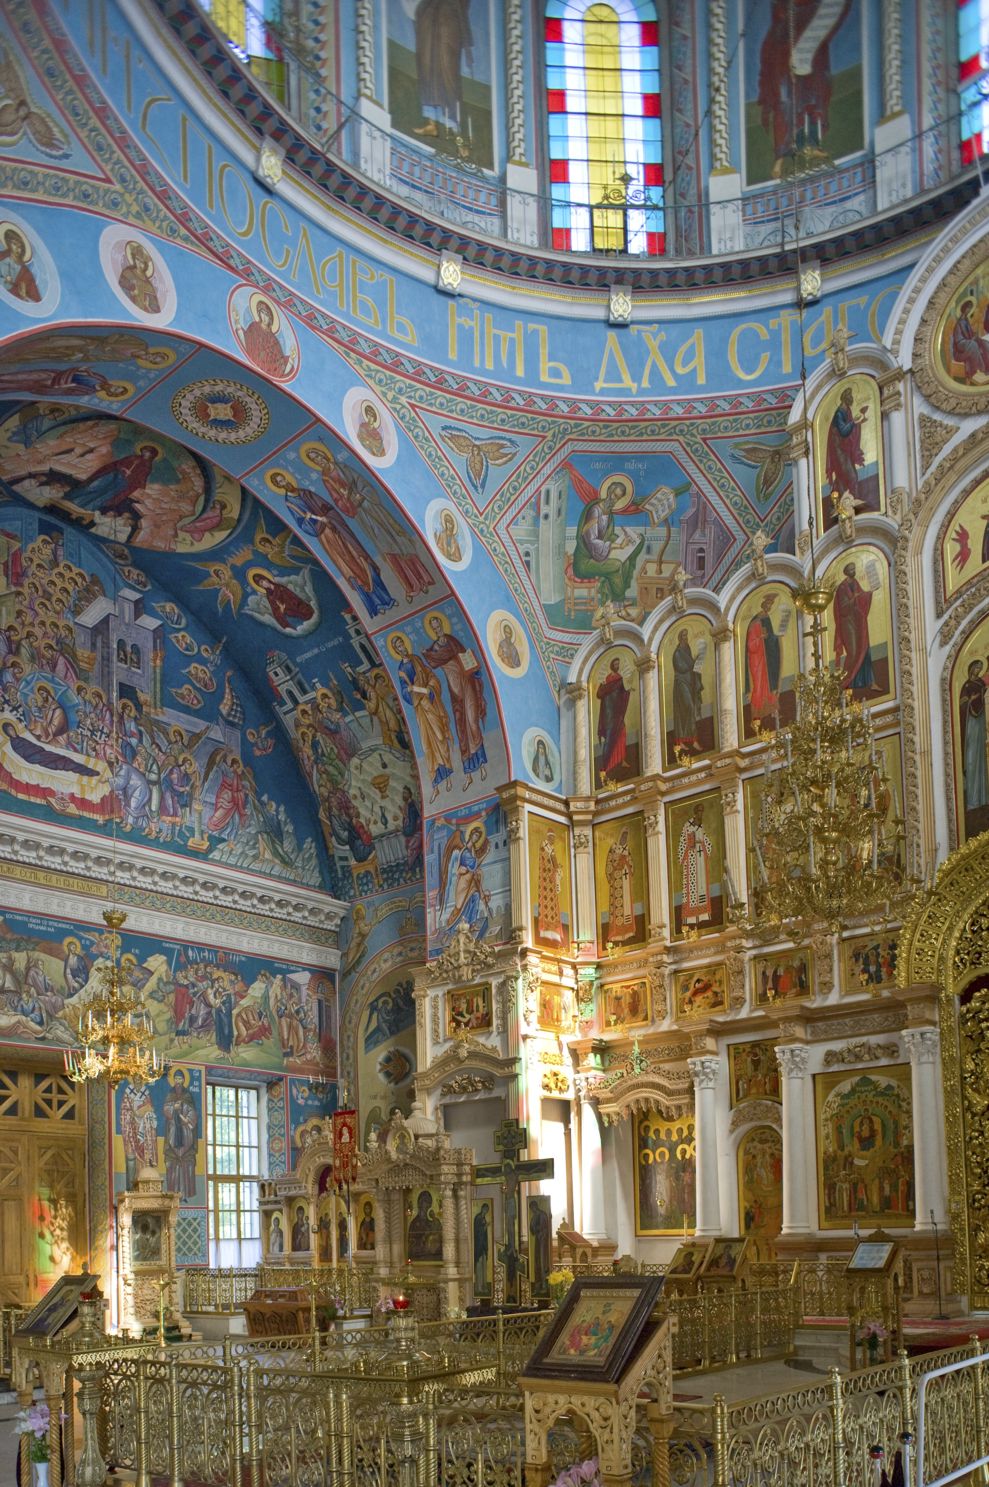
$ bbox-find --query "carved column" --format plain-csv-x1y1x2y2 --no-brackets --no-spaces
644,810,666,940
571,812,596,948
713,623,736,751
775,1045,813,1234
637,655,661,774
708,0,730,171
375,1188,391,1279
565,682,590,796
505,0,526,164
880,0,903,116
441,1182,458,1278
720,784,744,910
577,1077,608,1240
507,813,527,941
688,1056,722,1236
355,0,375,98
879,372,909,515
789,425,812,559
902,1027,946,1229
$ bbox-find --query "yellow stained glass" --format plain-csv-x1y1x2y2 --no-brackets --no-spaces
211,0,247,50
584,4,626,251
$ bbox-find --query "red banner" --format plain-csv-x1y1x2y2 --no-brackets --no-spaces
332,1109,358,1186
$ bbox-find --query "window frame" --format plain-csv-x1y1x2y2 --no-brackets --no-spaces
205,1082,263,1266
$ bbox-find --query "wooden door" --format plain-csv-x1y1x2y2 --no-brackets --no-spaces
0,1062,87,1305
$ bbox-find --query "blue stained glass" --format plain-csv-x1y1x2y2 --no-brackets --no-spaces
547,65,567,89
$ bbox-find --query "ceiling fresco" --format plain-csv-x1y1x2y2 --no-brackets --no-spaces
0,398,425,900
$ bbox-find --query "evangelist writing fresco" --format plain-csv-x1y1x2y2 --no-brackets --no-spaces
815,1065,915,1229
634,1113,696,1236
744,0,863,185
0,903,336,1073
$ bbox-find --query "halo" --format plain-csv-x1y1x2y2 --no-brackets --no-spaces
386,630,412,660
265,467,293,493
300,441,331,470
97,380,134,402
63,937,80,953
0,224,32,262
466,822,488,849
599,472,634,510
136,442,161,460
136,346,176,369
248,291,280,333
125,239,154,275
361,400,379,424
423,609,451,635
246,566,274,591
169,1066,188,1084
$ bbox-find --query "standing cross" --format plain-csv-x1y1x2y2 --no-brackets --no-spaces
473,1119,554,1307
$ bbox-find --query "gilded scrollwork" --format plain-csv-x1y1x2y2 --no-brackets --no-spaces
728,1099,783,1133
822,1040,900,1066
919,412,958,474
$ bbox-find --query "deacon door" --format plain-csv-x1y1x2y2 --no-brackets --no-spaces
0,1062,87,1306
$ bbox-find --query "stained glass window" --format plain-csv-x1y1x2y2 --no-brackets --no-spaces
544,0,664,254
959,0,989,163
201,0,286,100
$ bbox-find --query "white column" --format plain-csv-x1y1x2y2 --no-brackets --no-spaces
643,810,666,941
565,683,590,796
572,817,596,947
688,1056,722,1236
577,1078,608,1240
637,656,660,774
507,813,527,941
776,1045,812,1234
714,625,736,751
902,1027,946,1229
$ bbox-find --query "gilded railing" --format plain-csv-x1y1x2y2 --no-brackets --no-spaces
0,1303,26,1380
183,1263,379,1313
667,1283,797,1373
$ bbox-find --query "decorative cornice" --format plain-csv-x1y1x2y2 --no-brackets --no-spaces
0,814,343,961
415,1037,519,1095
822,1040,900,1067
728,1100,782,1134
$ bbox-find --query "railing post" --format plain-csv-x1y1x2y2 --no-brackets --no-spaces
339,1382,353,1483
245,1358,262,1487
168,1355,182,1487
754,1286,763,1360
134,1359,151,1487
74,1355,108,1487
497,1310,504,1381
229,1355,244,1487
423,1386,439,1487
971,1336,989,1487
830,1366,849,1487
713,1393,729,1487
727,1290,737,1365
702,1292,712,1369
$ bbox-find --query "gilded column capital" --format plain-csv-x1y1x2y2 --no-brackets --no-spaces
635,654,657,674
564,681,586,703
775,1044,810,1079
901,1027,939,1065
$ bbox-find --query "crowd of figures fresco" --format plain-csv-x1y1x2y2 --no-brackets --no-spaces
0,400,424,898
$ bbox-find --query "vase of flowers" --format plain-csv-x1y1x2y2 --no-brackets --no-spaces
551,1457,602,1487
14,1401,50,1486
547,1267,574,1305
856,1320,888,1365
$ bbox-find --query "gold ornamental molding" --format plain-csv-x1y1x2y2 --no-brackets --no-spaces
913,237,989,414
415,1036,518,1096
897,829,989,1306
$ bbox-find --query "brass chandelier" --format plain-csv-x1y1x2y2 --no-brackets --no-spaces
730,583,909,940
65,907,164,1088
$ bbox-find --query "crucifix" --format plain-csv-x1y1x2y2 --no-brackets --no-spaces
473,1118,554,1307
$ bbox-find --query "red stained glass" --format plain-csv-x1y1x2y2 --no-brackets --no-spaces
550,159,570,181
546,89,567,113
646,230,665,254
545,17,563,41
643,162,664,185
552,227,572,250
642,92,661,117
640,21,658,44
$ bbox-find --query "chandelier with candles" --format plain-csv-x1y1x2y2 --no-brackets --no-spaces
65,907,164,1088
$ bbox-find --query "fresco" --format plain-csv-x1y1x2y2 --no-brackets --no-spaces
354,965,418,1145
666,790,725,939
728,1041,781,1105
935,263,989,390
228,285,299,382
99,226,177,327
342,388,397,468
386,0,495,170
114,1064,204,1203
815,1066,915,1229
0,403,242,552
752,948,812,1006
602,978,649,1029
842,933,898,994
734,582,799,741
950,614,989,843
0,903,336,1072
941,476,989,606
737,1126,783,1251
590,645,640,789
743,0,863,185
426,497,473,570
813,376,884,534
487,609,529,678
593,812,648,952
659,616,718,767
288,1075,338,1166
424,795,509,953
522,727,561,790
0,209,60,318
674,963,727,1017
634,1113,696,1236
528,813,572,953
820,544,894,705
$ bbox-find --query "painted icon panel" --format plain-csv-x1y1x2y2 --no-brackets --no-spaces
666,791,726,940
734,582,799,741
528,814,573,953
815,1066,915,1230
738,1126,783,1250
593,812,648,951
813,376,885,534
950,615,989,843
591,646,641,789
659,616,718,767
728,1041,781,1106
634,1113,696,1236
940,475,989,606
820,544,894,704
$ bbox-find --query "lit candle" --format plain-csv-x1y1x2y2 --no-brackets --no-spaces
394,1294,410,1311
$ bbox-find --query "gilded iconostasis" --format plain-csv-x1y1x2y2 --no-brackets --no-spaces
1,0,989,1292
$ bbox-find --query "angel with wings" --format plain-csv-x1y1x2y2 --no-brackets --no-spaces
439,426,519,496
251,513,309,568
437,822,491,940
0,42,70,158
194,562,243,614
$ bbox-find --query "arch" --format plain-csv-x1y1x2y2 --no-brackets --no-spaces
897,830,989,1304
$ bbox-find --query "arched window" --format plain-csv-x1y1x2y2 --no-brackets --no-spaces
202,0,286,100
959,0,989,162
544,0,664,254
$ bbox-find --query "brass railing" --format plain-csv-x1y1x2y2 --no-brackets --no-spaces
669,1282,797,1373
182,1263,378,1314
0,1303,26,1381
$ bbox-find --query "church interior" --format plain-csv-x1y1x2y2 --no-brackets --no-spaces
3,0,989,1481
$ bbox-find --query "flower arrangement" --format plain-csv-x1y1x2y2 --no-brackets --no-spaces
14,1402,50,1463
856,1320,888,1360
376,1295,396,1315
547,1268,574,1290
551,1457,601,1487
